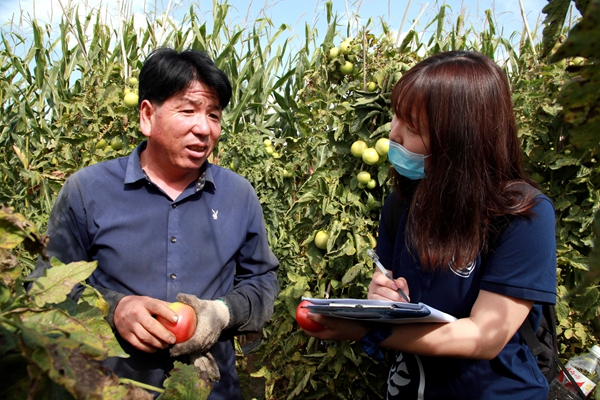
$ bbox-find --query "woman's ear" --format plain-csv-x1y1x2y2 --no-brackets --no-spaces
139,99,155,138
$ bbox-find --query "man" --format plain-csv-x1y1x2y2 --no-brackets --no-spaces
31,48,280,399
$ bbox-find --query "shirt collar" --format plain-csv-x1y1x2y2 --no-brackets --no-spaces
124,140,216,192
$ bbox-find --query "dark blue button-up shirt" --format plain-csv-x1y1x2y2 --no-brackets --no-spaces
36,141,280,399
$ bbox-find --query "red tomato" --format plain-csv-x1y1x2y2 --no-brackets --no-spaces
156,302,197,343
296,300,324,332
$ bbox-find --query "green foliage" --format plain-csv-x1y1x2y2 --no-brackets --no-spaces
541,0,600,361
0,206,212,399
0,206,149,398
541,0,576,57
0,14,142,238
548,0,600,167
158,361,213,399
513,51,600,359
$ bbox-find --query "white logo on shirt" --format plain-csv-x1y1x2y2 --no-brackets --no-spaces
212,209,218,220
450,258,476,278
388,352,411,395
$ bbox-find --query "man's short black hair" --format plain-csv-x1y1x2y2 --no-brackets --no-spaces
138,47,232,109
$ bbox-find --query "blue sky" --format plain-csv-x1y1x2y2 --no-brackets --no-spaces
0,0,580,62
0,0,557,37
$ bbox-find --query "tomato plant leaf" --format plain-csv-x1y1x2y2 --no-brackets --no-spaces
28,258,97,307
158,361,211,400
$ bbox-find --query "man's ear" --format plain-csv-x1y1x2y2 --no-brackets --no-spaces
139,99,155,138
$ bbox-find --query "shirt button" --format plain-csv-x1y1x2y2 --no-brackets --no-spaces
172,204,176,208
170,273,177,280
170,236,177,243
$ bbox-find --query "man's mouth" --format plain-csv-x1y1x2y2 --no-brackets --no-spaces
187,144,208,154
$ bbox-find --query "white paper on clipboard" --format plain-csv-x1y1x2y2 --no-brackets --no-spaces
302,297,456,324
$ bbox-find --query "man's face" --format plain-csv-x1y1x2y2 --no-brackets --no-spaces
140,80,222,177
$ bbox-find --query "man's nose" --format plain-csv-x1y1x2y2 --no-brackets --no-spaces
191,114,211,135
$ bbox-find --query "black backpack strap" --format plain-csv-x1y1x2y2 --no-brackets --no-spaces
520,318,544,356
522,317,586,399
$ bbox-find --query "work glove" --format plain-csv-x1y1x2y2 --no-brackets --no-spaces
169,293,230,357
190,352,220,382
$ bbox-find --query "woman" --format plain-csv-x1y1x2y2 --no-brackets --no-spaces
305,51,556,399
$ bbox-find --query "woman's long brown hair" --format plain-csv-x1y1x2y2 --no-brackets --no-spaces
390,51,539,272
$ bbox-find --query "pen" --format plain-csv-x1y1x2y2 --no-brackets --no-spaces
366,249,410,302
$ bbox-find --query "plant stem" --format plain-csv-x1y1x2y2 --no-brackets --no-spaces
119,378,165,393
396,0,412,46
517,0,537,62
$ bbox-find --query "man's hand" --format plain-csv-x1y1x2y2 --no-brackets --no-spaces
170,294,230,357
113,295,178,353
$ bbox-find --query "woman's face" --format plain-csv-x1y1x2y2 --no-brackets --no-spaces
389,115,430,156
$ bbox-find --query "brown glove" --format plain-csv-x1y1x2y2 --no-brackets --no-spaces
169,293,230,357
190,352,220,382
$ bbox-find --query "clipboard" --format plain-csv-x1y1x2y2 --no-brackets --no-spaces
302,297,456,324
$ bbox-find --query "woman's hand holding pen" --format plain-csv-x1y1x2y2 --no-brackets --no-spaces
368,269,410,302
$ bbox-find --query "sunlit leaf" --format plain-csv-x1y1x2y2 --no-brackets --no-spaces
28,258,97,307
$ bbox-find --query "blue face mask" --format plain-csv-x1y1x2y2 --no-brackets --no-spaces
388,140,430,180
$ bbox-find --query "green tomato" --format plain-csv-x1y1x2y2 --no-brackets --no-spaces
362,148,380,165
340,39,352,54
339,61,354,75
329,47,340,58
357,171,371,184
376,153,388,165
367,81,377,92
314,231,329,250
123,92,139,107
350,140,367,157
96,139,108,150
110,138,123,151
367,179,377,189
375,138,390,156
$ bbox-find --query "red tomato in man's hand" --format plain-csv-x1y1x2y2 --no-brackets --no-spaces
296,300,324,332
156,302,197,343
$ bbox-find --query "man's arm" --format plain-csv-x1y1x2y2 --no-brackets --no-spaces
219,193,280,334
28,177,91,298
29,178,123,323
220,269,280,332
